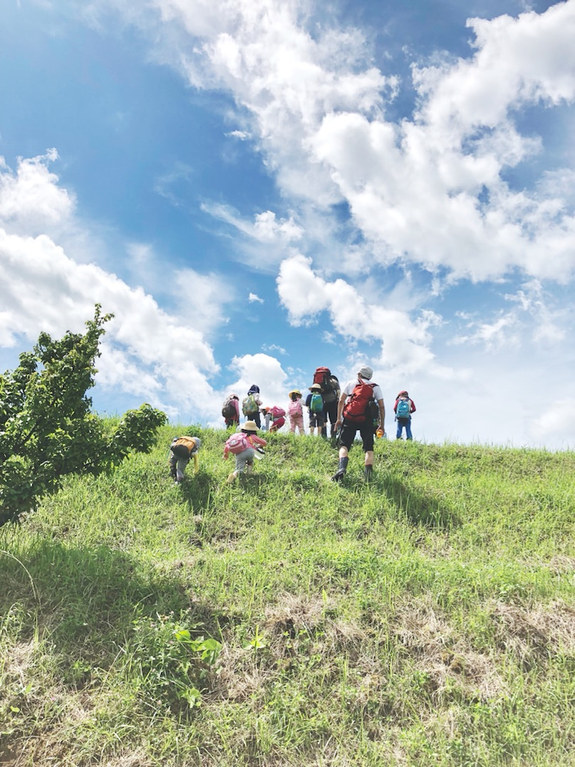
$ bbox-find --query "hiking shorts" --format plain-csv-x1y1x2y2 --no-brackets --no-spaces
309,412,325,428
339,419,375,452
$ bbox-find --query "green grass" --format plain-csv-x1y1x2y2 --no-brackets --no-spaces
1,426,574,766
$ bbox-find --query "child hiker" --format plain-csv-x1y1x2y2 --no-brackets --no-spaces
261,405,286,433
288,390,305,434
223,421,267,483
394,390,416,440
305,383,325,436
169,436,202,483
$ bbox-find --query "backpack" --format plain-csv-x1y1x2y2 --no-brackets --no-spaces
269,405,286,419
171,442,191,459
242,393,259,417
322,375,340,405
313,366,331,389
288,399,302,417
309,393,324,413
342,380,376,423
222,396,236,419
396,398,411,418
225,432,252,455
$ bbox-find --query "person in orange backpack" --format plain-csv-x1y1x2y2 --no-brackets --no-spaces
332,366,385,483
169,435,202,483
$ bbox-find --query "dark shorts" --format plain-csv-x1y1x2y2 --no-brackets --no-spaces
339,419,375,452
309,412,325,427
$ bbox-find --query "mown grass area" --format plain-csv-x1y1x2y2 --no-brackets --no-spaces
1,425,574,766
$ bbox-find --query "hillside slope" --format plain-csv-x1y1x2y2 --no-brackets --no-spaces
1,427,574,766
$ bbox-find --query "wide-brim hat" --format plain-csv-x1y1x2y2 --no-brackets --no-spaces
309,383,322,391
288,389,302,397
241,421,259,432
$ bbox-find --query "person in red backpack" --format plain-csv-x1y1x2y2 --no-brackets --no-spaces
332,366,385,483
261,405,286,433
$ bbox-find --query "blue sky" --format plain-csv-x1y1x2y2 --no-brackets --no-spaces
1,0,574,448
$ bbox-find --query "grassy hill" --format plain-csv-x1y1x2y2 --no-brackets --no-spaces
1,426,574,766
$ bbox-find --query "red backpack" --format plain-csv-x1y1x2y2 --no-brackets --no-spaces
313,366,331,389
343,380,376,423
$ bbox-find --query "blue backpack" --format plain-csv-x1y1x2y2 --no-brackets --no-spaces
396,398,411,418
310,393,324,413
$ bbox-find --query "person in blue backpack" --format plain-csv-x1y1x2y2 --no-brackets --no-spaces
394,390,416,440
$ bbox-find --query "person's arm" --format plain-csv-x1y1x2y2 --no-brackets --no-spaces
335,389,347,427
410,399,416,414
378,398,386,435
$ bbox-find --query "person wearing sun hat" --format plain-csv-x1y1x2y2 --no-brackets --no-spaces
332,365,385,483
223,420,267,483
305,383,325,436
287,389,305,435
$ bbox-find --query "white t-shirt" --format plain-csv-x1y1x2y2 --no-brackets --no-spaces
342,379,384,402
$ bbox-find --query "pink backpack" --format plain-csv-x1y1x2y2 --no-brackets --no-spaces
269,405,286,419
288,399,302,417
225,432,252,455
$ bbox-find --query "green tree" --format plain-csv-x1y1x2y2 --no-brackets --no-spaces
0,305,167,524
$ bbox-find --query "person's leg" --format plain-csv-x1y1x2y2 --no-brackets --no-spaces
332,424,353,481
176,456,189,483
396,420,403,439
169,451,177,480
360,423,375,481
406,419,413,440
253,411,261,429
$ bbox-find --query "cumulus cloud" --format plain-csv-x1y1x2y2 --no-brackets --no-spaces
0,150,74,235
0,152,230,422
130,0,575,283
226,352,289,412
276,253,455,377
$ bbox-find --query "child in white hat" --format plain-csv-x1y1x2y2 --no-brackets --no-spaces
223,421,267,483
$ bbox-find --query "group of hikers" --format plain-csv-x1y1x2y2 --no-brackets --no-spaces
169,365,416,485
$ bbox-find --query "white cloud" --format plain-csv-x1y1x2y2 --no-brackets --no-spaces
227,352,289,411
0,150,74,235
0,153,231,423
276,253,457,378
75,0,575,283
531,397,575,442
249,292,264,303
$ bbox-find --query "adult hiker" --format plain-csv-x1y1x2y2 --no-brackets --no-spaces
394,390,416,440
332,365,385,483
169,435,202,484
311,366,340,439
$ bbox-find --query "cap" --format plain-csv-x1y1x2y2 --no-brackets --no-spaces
248,384,260,394
289,389,302,397
309,383,322,391
358,366,373,380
